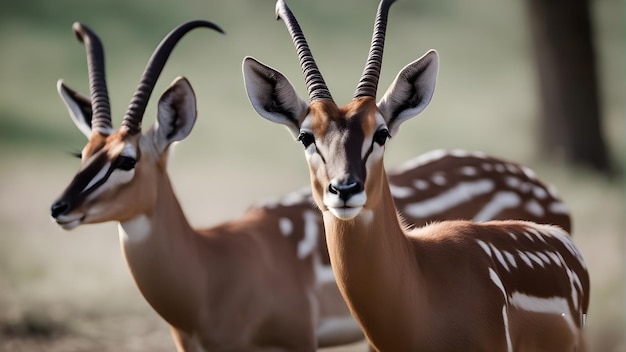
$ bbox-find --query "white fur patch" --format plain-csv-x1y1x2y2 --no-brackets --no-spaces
119,214,152,243
298,210,319,259
404,179,495,218
473,191,521,222
524,199,545,217
389,184,414,198
509,292,576,333
279,217,294,236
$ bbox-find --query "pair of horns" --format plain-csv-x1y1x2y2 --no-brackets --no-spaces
275,0,396,102
72,20,223,136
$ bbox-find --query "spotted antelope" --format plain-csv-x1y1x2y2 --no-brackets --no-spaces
243,0,589,350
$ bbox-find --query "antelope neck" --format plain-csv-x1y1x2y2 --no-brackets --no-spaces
321,173,425,343
118,170,201,332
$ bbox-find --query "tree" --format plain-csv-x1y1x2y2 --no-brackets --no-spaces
525,0,612,175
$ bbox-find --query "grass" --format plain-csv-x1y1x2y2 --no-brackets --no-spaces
0,0,624,350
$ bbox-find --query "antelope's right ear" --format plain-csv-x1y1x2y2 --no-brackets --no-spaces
242,56,308,138
57,80,93,139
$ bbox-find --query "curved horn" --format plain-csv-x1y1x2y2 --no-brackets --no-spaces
275,0,333,102
72,22,112,134
122,20,224,135
353,0,396,99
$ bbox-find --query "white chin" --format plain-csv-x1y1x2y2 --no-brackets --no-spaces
328,206,363,220
58,219,81,230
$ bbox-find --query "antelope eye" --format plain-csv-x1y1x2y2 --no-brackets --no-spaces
373,128,390,146
115,155,136,171
297,131,315,148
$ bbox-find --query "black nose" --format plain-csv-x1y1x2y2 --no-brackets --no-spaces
328,179,363,201
50,200,70,218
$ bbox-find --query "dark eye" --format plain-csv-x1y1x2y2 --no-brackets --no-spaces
297,131,315,148
115,155,136,171
374,129,390,146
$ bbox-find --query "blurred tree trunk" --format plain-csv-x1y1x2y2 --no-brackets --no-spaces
526,0,612,175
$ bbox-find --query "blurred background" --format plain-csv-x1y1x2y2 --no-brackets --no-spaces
0,0,623,350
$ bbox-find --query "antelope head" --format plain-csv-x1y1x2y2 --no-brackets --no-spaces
51,21,223,229
243,0,439,220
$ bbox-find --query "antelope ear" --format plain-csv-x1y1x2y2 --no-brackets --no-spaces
377,50,439,137
153,76,197,153
242,56,308,138
57,80,94,139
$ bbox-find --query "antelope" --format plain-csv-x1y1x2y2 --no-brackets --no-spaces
243,0,589,350
50,20,362,351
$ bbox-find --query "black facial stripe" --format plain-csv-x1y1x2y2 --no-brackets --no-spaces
61,153,133,207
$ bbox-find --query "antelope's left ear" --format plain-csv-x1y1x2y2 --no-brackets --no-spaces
153,76,197,153
377,50,439,136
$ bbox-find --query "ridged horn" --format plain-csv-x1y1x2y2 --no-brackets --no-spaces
72,22,112,135
354,0,396,99
121,20,224,135
275,0,333,102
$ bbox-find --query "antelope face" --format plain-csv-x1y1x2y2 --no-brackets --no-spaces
50,21,220,230
243,0,438,221
51,127,151,229
296,99,389,220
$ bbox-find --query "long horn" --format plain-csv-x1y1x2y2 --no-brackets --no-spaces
353,0,396,99
275,0,333,102
73,22,112,135
121,20,224,135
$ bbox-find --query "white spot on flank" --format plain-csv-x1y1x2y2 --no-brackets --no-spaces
431,173,447,186
535,251,551,265
495,164,506,173
525,251,545,267
502,250,518,269
450,149,471,157
505,176,521,189
489,268,508,302
392,149,449,173
473,191,521,222
481,163,494,172
404,179,495,218
549,201,570,215
521,166,537,179
119,214,151,243
313,254,335,285
505,163,519,174
525,199,545,217
298,210,319,259
413,179,430,190
279,217,293,236
509,292,576,333
490,244,511,272
501,305,513,352
460,166,478,176
546,251,562,267
389,184,414,198
517,250,533,268
476,240,492,256
532,186,548,199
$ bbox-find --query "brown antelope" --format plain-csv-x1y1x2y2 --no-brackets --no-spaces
51,20,361,351
243,0,589,350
